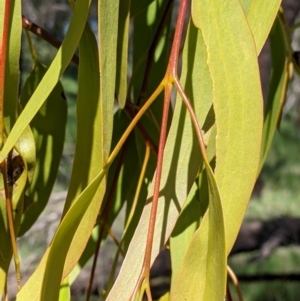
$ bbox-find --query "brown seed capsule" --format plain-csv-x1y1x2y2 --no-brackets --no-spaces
6,151,24,186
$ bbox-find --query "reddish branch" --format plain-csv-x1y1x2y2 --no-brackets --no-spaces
132,0,190,299
22,15,79,65
0,0,12,142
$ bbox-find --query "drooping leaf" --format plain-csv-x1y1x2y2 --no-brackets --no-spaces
0,0,35,294
170,21,226,301
19,60,67,236
68,112,142,284
98,0,119,162
16,169,106,301
129,0,171,104
240,0,281,53
1,0,21,132
15,0,96,298
169,20,212,291
40,25,105,301
170,171,209,289
40,172,106,301
259,15,290,171
63,24,102,213
192,0,263,255
116,0,130,108
0,0,92,162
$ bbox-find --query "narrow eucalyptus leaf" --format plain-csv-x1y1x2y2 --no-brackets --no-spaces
259,16,289,172
19,60,67,236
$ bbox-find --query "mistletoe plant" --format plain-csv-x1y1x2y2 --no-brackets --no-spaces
0,0,296,300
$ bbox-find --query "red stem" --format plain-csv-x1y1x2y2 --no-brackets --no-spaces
0,0,12,144
141,0,189,283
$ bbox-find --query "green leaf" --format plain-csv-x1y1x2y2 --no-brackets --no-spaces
40,172,106,301
116,0,130,108
19,60,67,236
130,0,155,17
259,16,289,171
15,1,100,299
69,112,142,284
63,24,102,213
157,292,170,301
169,182,201,289
129,0,171,104
58,277,70,301
40,25,105,301
192,0,263,254
16,170,106,301
0,0,92,162
0,0,35,294
1,0,21,132
170,21,226,301
170,171,209,289
98,0,119,162
241,0,281,53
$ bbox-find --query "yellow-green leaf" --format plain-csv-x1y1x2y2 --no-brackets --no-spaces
116,0,130,108
41,25,105,301
98,0,119,161
242,0,281,53
192,0,263,254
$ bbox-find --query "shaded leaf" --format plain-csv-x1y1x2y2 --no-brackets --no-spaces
0,0,35,294
259,16,290,171
116,0,130,108
19,60,67,236
40,24,105,301
0,0,91,162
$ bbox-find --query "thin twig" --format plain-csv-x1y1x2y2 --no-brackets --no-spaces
227,265,244,301
21,15,79,65
86,140,130,301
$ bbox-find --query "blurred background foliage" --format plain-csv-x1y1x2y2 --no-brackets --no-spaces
15,0,300,300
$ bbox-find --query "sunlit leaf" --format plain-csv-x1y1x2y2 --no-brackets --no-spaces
241,0,281,53
170,21,226,301
58,277,70,301
98,0,119,161
16,169,106,301
192,0,263,255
